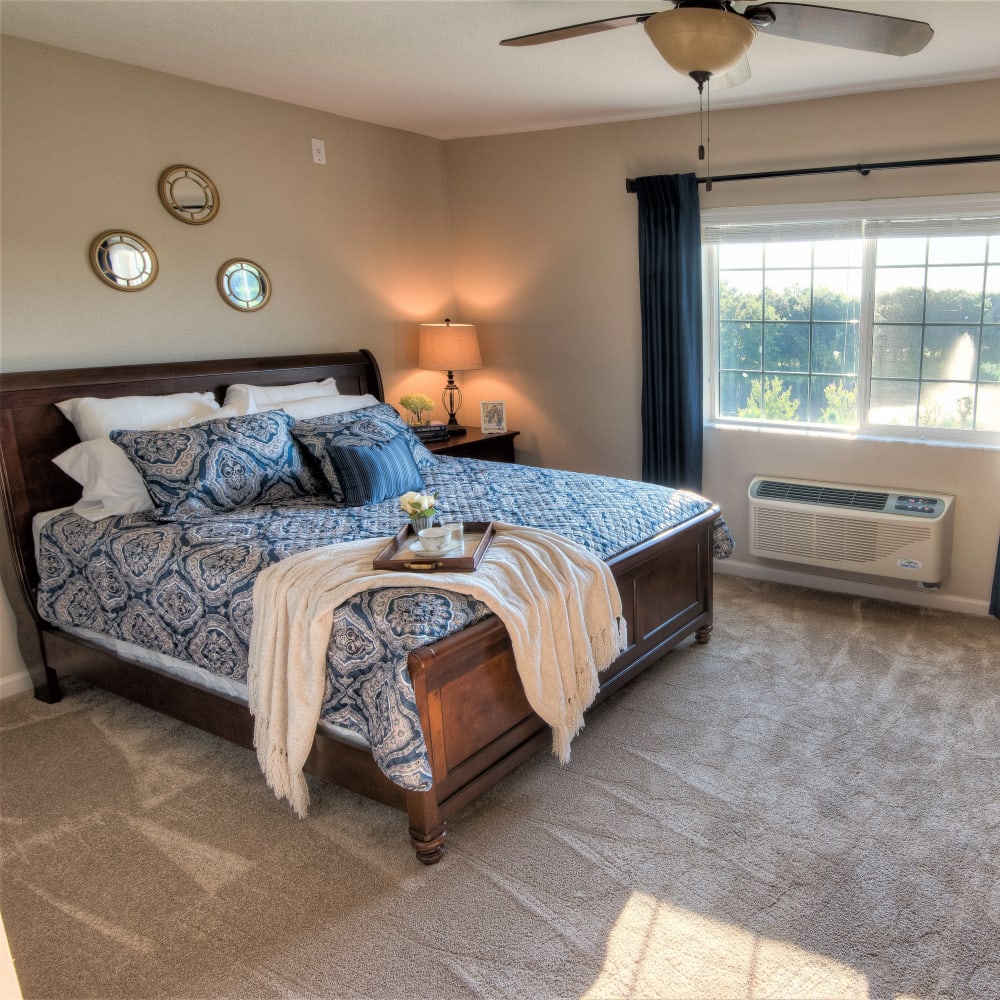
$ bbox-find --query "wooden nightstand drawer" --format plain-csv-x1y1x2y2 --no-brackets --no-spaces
424,428,519,463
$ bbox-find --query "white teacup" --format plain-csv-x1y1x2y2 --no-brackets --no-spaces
418,526,453,552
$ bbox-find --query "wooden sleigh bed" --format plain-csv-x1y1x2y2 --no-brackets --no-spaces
0,350,717,863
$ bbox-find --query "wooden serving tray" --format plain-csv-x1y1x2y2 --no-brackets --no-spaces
373,521,495,572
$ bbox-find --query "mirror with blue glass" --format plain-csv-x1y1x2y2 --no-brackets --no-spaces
217,258,271,311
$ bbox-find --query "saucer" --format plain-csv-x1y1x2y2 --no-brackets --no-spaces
408,538,462,560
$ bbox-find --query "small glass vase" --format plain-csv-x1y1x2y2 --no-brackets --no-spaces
410,514,434,532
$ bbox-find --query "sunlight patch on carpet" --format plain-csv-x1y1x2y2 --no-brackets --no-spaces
24,882,156,955
582,891,870,1000
128,816,254,895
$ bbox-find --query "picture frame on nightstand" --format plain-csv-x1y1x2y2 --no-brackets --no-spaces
480,400,507,434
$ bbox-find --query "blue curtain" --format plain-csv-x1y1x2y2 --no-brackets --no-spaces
634,173,703,491
991,537,1000,618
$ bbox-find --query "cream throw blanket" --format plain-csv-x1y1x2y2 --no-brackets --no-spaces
248,523,627,817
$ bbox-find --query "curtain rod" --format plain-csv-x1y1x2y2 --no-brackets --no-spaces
625,153,1000,192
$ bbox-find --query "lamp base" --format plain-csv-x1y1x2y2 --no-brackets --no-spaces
442,375,467,436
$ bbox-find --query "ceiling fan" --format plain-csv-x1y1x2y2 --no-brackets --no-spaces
500,2,934,91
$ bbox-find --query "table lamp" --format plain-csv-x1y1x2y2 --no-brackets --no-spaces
418,318,482,436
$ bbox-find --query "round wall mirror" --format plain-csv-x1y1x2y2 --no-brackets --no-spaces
217,259,271,311
89,231,159,291
158,164,219,224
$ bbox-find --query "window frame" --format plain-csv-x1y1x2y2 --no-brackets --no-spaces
703,193,1000,448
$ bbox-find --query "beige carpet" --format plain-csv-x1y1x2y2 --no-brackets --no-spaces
1,575,998,1000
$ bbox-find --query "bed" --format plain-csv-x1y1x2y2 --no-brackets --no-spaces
0,350,725,863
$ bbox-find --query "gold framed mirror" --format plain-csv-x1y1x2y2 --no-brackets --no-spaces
217,259,271,311
158,164,219,224
89,231,159,291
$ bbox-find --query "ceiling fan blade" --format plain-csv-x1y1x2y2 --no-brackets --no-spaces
712,55,752,90
744,2,933,56
500,13,659,47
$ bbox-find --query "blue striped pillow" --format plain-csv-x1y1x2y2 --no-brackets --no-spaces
325,432,424,506
291,404,435,505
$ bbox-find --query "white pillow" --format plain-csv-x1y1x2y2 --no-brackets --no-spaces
175,403,246,427
223,377,339,414
56,391,220,442
53,437,153,521
53,396,237,521
278,393,381,421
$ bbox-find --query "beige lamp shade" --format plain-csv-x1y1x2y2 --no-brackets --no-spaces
418,321,482,372
643,7,756,77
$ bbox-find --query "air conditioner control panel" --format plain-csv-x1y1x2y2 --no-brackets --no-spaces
891,495,946,518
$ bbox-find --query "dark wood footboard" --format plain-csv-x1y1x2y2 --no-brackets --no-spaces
401,505,716,862
0,350,716,864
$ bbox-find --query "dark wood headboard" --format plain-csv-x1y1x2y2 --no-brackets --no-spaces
0,349,384,628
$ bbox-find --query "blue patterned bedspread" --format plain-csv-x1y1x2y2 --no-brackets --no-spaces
37,457,733,791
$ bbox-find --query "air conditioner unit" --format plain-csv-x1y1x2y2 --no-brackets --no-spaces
748,476,955,585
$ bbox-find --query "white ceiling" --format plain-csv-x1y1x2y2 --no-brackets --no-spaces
2,0,999,140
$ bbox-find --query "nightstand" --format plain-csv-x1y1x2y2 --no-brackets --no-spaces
425,427,520,463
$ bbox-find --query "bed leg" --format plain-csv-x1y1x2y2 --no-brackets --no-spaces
33,664,62,703
409,824,447,865
695,623,713,644
15,620,62,702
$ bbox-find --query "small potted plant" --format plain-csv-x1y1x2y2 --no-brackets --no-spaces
399,392,435,426
399,490,438,530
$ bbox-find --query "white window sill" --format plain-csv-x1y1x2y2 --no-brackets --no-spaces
704,420,1000,453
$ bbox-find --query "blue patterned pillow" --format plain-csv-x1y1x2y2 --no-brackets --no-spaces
292,403,436,504
326,432,425,506
111,410,320,519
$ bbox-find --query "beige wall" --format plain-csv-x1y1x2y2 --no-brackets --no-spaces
0,37,458,694
0,38,457,373
1,37,998,695
444,80,1000,615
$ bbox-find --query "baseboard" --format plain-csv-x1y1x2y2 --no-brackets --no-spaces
716,559,992,617
0,668,33,701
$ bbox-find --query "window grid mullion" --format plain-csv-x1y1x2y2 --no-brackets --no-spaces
972,240,991,428
915,238,931,427
808,244,815,422
857,238,876,431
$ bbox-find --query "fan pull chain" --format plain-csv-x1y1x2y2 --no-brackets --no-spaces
692,70,713,192
698,83,705,162
705,76,712,192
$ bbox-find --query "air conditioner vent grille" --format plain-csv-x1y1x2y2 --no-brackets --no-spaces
755,479,889,511
752,510,930,564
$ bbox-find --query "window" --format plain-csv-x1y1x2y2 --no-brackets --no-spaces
704,195,1000,444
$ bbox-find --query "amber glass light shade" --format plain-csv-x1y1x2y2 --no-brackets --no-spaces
643,7,756,77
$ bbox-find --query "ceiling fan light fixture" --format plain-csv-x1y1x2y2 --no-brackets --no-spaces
643,7,757,78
